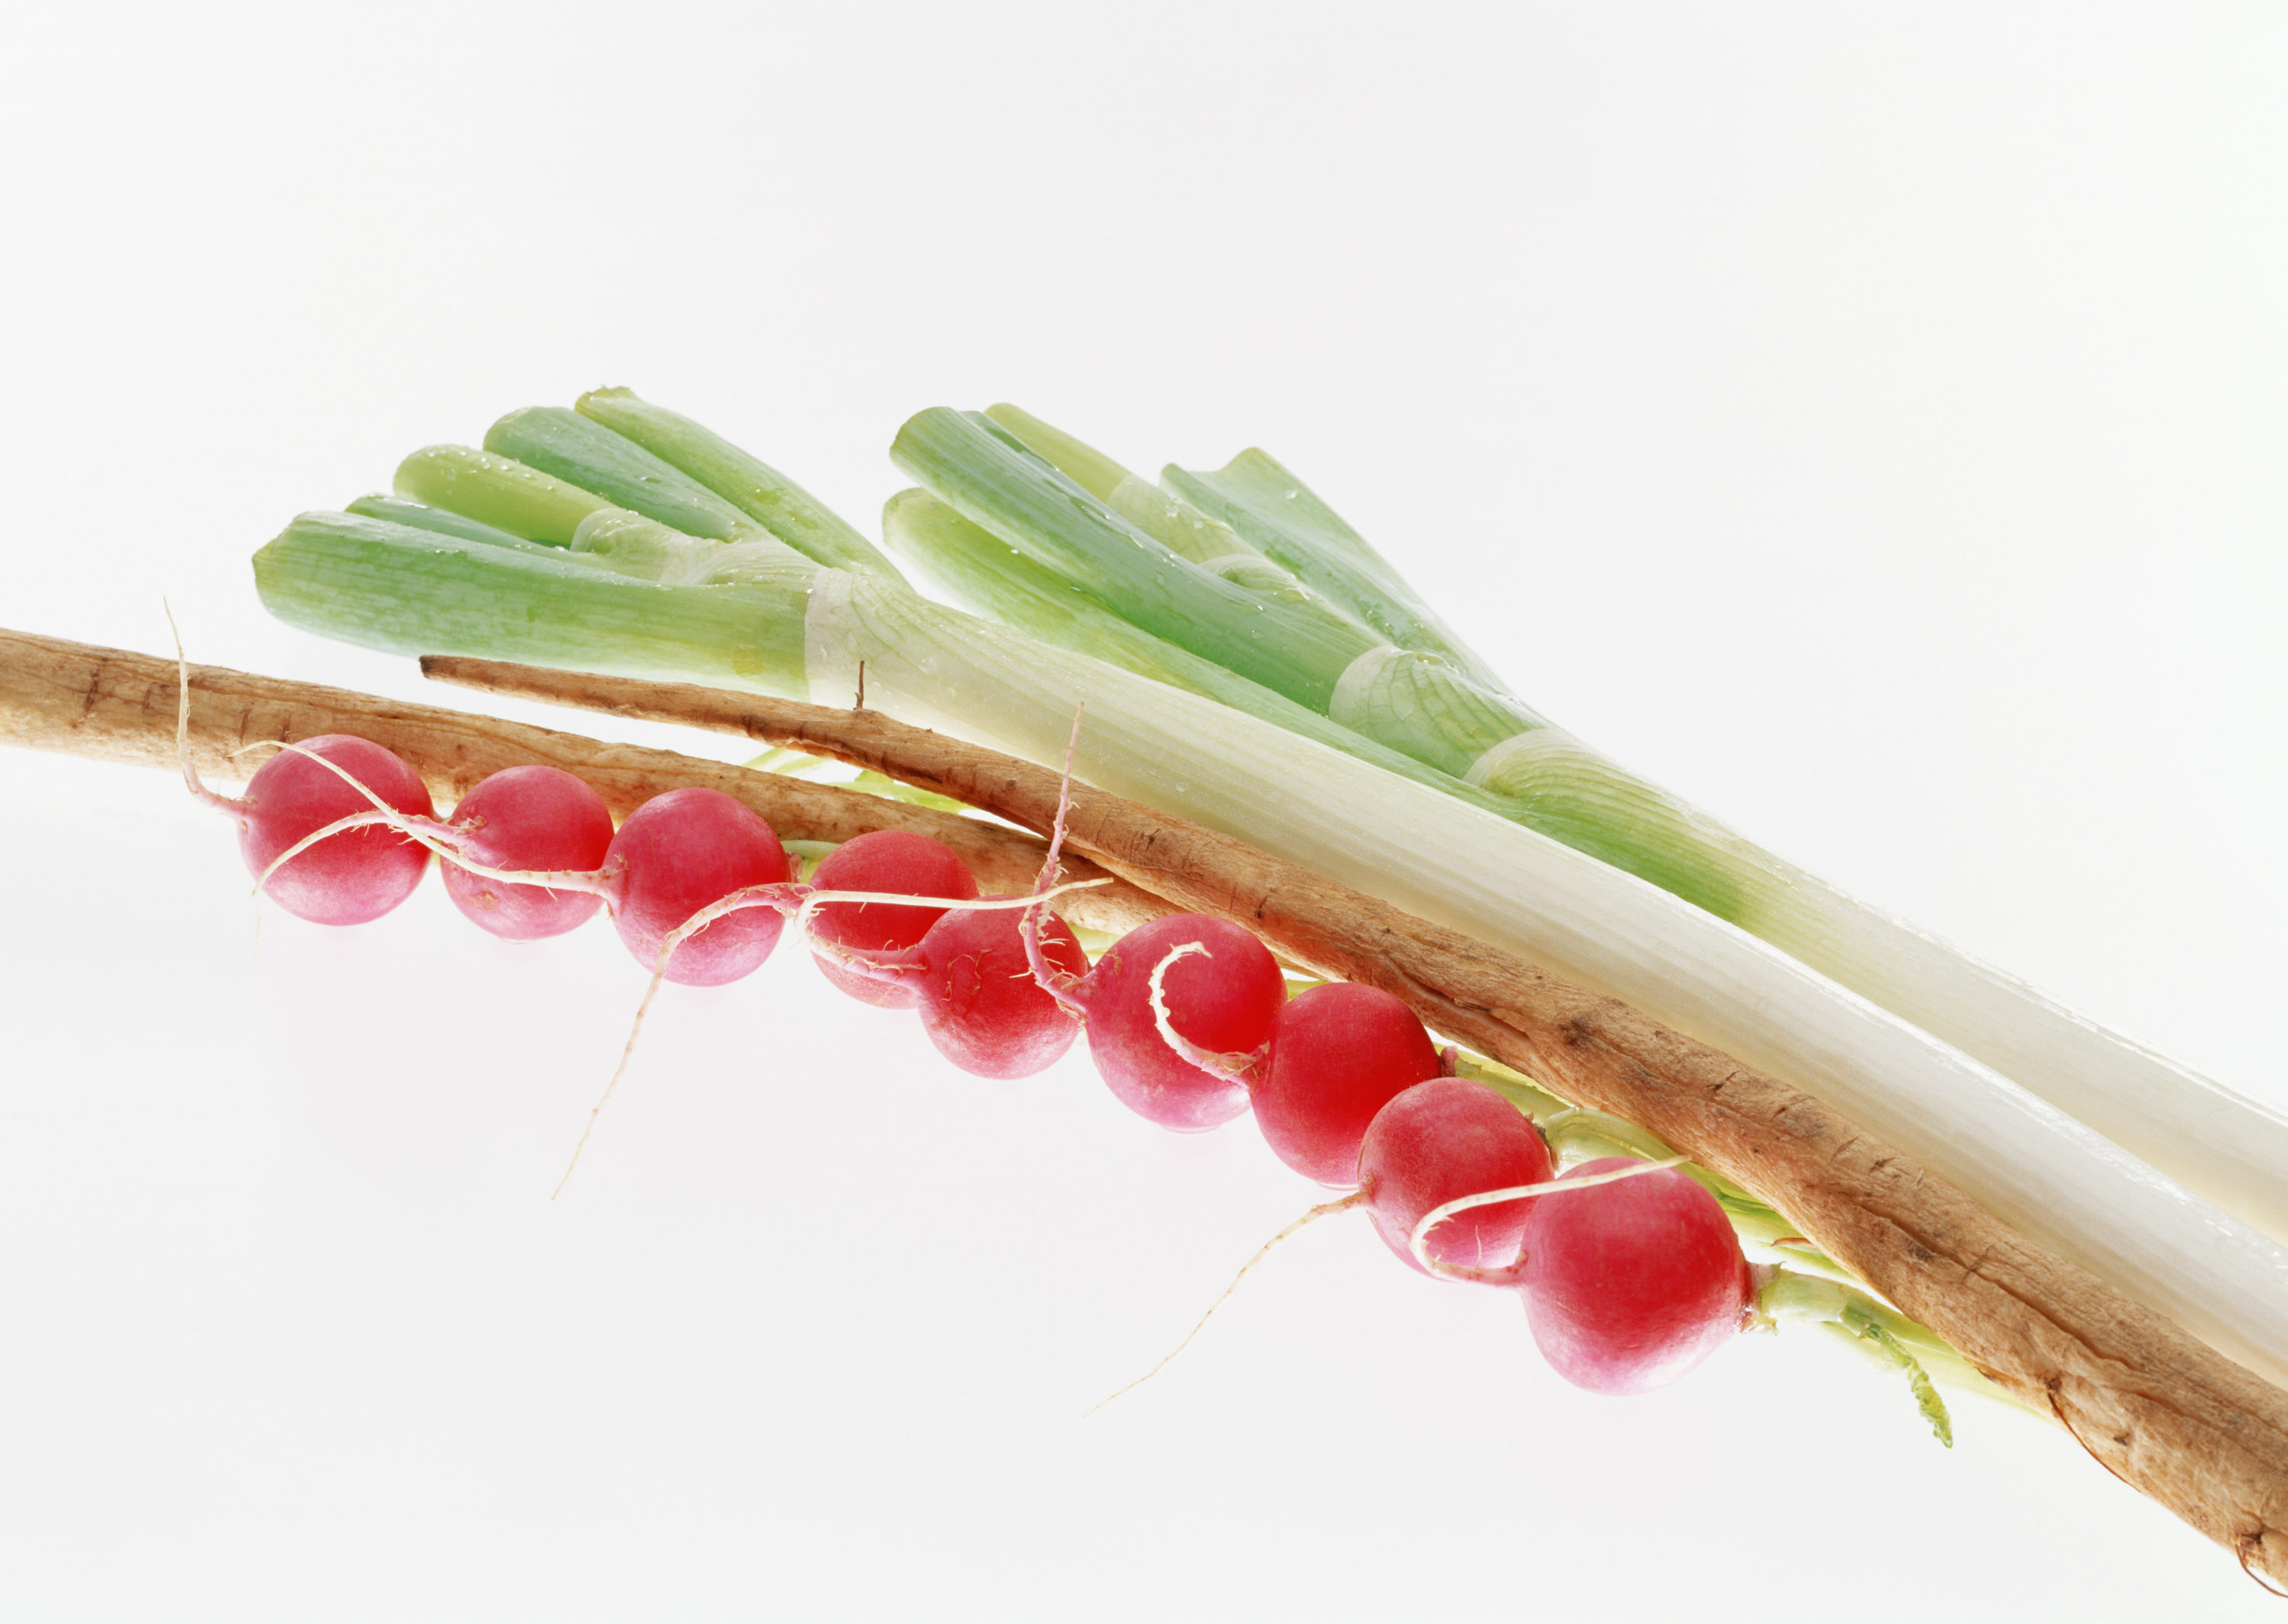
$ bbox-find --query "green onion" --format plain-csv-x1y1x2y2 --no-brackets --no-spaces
880,489,1522,817
254,509,814,693
574,388,897,576
485,406,765,544
392,444,616,544
344,494,536,551
937,402,2288,1253
1163,447,1509,692
890,406,1384,710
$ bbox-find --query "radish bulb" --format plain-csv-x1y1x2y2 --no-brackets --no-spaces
1253,983,1442,1187
1357,1079,1554,1276
906,904,1090,1079
437,765,616,940
1073,916,1287,1131
604,787,791,986
1517,1157,1752,1394
806,830,980,1007
226,736,436,925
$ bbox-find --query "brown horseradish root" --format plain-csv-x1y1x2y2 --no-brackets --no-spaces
418,653,2288,1591
0,629,1168,940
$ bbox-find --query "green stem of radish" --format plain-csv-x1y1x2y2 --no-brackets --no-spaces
1756,1271,1979,1437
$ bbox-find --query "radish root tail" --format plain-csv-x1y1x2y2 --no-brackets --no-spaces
166,606,241,818
1023,703,1090,1019
1087,1189,1368,1418
554,876,1114,1197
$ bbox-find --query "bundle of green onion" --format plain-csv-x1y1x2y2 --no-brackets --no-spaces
251,389,2288,1391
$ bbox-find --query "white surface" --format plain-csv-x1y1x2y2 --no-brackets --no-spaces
3,5,2285,1619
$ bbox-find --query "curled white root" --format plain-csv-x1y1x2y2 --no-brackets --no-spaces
1146,942,1259,1080
1406,1155,1690,1280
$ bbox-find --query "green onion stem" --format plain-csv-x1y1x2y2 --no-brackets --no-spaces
485,406,763,544
880,489,1523,818
254,510,814,695
392,444,617,545
575,387,897,576
890,406,1382,711
955,404,2288,1249
1163,447,1507,691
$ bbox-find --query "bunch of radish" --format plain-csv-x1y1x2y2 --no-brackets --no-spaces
192,727,1756,1398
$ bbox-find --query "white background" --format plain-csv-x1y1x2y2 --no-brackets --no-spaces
4,4,2286,1619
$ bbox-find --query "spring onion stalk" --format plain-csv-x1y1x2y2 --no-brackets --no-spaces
252,451,2288,1393
344,494,537,551
890,407,1388,710
989,404,1506,693
942,405,2288,1249
484,406,771,545
880,489,1523,818
370,437,1467,831
1159,445,1507,689
896,413,1598,779
392,444,618,544
890,445,1766,918
572,388,899,576
254,510,816,692
1182,430,2288,1249
898,411,1794,922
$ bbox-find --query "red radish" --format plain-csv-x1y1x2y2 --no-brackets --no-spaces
1357,1080,1554,1275
226,736,435,925
172,630,430,927
807,830,980,1007
906,903,1089,1078
605,787,792,986
821,708,1090,1079
1517,1156,1752,1394
1252,983,1441,1187
1073,915,1284,1132
437,765,615,940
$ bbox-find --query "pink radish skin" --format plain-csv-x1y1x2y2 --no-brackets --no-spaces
909,904,1089,1079
807,831,980,1008
606,788,792,986
439,765,616,941
233,735,435,925
1080,914,1284,1132
1357,1080,1554,1276
1253,983,1442,1187
1518,1157,1751,1395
